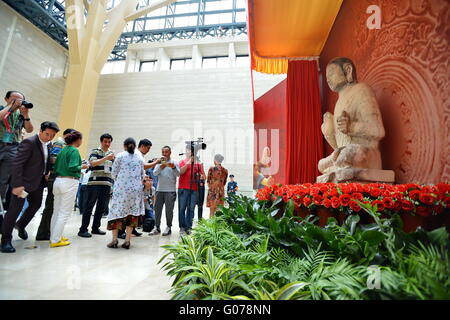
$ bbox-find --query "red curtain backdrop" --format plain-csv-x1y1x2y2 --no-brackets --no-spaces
285,60,324,184
254,80,288,186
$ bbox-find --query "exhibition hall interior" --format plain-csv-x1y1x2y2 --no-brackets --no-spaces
0,0,449,302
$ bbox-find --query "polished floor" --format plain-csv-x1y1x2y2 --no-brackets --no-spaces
0,198,201,300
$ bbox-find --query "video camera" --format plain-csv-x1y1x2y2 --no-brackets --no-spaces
180,138,207,158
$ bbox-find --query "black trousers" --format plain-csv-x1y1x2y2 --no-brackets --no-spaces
79,184,111,233
197,185,205,220
0,143,18,204
35,179,55,239
1,180,45,243
78,185,88,215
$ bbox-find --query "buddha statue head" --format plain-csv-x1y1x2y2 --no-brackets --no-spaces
326,57,358,92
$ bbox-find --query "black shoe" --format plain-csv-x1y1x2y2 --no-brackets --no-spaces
1,241,16,253
132,229,142,237
78,231,92,238
118,233,126,239
15,224,28,240
92,229,106,235
36,236,50,241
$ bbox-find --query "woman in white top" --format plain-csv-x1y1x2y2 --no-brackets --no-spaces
106,138,144,249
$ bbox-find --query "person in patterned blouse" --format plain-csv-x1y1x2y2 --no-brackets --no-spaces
206,154,228,217
106,138,144,249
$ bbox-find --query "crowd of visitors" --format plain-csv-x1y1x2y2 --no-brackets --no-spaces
0,90,239,253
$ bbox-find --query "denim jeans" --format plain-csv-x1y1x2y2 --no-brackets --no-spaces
178,188,198,231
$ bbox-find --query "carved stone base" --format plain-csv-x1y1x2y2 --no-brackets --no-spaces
317,168,395,184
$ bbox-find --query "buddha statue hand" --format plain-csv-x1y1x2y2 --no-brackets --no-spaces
336,111,350,135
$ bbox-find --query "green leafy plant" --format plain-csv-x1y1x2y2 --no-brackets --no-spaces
158,194,450,300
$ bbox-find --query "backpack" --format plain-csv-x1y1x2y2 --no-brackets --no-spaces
142,217,155,232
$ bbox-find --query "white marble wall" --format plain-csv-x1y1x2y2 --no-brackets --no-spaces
0,2,67,133
91,67,283,193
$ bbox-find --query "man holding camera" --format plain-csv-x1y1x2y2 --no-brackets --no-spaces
0,91,34,209
78,133,115,238
178,147,205,235
1,121,59,253
149,146,180,236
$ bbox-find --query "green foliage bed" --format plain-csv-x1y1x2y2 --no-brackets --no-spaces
159,195,450,300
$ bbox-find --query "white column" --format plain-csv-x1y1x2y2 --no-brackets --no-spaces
192,44,203,69
157,47,170,71
228,42,236,68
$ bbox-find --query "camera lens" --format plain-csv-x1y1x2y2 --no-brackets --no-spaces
21,100,33,109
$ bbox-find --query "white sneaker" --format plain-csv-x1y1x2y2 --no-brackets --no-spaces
149,227,161,236
162,227,171,236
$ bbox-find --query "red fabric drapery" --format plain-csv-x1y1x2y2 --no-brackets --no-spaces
285,60,323,184
254,80,288,186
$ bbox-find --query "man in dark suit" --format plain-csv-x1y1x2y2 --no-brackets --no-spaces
1,121,59,253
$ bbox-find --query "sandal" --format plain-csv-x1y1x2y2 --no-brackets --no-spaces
121,241,130,249
107,240,119,248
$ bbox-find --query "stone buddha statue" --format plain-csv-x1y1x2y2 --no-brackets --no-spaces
317,57,395,183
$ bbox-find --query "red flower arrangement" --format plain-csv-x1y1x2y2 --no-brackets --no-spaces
255,182,450,218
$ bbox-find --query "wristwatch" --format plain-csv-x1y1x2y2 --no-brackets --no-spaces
24,118,31,121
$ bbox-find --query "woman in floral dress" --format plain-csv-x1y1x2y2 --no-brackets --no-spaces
106,138,144,249
206,154,228,217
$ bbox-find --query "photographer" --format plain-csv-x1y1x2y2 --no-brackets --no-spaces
178,147,205,235
149,146,180,236
78,133,115,238
0,91,34,208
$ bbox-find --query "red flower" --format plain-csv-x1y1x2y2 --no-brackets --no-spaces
382,190,391,197
313,195,323,205
393,200,402,212
331,197,340,209
416,206,431,217
436,183,450,194
323,198,332,208
370,188,381,198
401,200,414,212
444,197,450,208
349,200,361,212
340,185,350,194
303,197,312,207
382,197,395,209
409,190,420,201
352,192,364,201
339,194,351,206
310,187,320,196
330,188,339,197
419,192,436,205
372,200,385,212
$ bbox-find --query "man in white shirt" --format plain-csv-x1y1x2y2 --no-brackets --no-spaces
136,139,159,170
